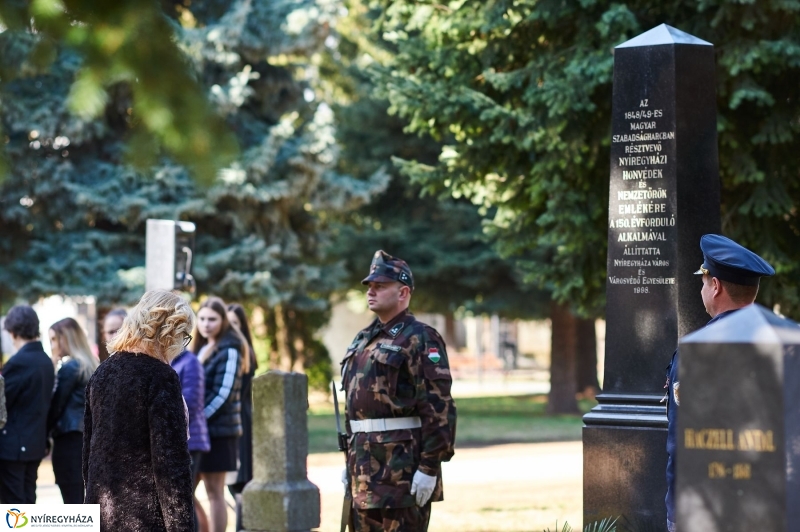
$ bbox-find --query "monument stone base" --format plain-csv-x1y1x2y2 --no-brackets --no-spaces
241,480,321,532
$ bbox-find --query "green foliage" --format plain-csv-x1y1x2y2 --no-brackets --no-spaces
585,517,619,532
543,517,618,532
0,0,237,183
326,0,549,320
0,0,385,375
364,0,800,317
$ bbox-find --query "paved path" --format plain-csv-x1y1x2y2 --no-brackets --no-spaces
309,441,583,532
36,441,583,532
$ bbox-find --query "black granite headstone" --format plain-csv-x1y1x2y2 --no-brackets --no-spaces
677,305,800,531
583,24,721,529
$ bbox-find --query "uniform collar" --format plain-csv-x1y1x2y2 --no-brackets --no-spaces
373,309,413,338
706,307,741,327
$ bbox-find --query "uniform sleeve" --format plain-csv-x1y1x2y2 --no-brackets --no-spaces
413,328,457,476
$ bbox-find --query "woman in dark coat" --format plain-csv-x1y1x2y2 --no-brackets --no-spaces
47,317,99,504
226,303,258,531
83,290,196,532
190,296,248,532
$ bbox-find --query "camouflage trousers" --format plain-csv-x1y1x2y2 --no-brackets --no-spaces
353,502,432,532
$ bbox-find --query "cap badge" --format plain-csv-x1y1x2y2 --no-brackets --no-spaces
427,348,441,364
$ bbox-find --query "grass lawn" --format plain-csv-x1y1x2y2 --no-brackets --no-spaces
308,394,597,454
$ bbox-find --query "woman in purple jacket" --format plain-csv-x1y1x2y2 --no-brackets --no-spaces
171,348,210,531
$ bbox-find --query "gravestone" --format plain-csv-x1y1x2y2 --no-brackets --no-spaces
241,371,320,532
583,24,721,528
676,304,800,531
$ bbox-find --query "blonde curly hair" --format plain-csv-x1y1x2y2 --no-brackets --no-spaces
107,290,195,363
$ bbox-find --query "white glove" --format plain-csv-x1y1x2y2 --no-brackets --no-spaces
409,470,436,506
341,468,349,486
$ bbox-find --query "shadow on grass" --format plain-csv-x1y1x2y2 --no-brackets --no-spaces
308,394,597,454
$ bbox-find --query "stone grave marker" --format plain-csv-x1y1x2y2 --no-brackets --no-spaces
241,370,320,532
676,304,800,531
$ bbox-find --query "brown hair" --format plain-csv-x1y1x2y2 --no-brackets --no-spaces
228,303,257,373
190,296,250,373
720,280,759,306
50,317,99,380
107,290,195,363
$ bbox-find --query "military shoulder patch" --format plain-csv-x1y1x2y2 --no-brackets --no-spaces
378,343,401,352
389,322,404,337
672,381,680,406
427,347,441,364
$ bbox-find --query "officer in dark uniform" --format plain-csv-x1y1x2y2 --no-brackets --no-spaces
341,250,457,532
665,234,775,531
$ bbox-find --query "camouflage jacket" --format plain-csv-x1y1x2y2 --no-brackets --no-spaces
341,309,457,510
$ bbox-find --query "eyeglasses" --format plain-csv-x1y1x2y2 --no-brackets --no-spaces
182,334,193,349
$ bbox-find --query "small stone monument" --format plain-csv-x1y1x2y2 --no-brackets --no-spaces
583,23,721,528
676,304,800,531
241,371,320,532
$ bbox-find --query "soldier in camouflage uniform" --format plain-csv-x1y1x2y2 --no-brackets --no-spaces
341,250,457,532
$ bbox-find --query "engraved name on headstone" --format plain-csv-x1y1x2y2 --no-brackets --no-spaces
677,305,800,531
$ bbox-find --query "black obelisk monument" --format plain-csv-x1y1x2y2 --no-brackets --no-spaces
583,25,721,529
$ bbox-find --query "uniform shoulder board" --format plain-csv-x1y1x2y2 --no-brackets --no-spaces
378,343,401,352
389,322,405,337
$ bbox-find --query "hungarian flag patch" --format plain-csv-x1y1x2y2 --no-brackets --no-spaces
427,348,441,364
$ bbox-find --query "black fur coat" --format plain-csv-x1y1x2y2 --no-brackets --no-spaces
83,352,193,531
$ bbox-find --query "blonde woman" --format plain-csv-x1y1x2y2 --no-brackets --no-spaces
83,290,195,532
47,318,99,503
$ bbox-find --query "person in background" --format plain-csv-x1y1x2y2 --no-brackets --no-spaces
0,305,55,503
84,290,195,531
100,308,128,362
171,336,210,531
226,303,258,531
190,297,248,532
47,318,99,504
103,308,127,344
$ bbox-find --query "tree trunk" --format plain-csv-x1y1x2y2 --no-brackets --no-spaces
291,311,306,373
547,301,579,414
576,317,599,398
263,307,280,369
273,304,293,371
443,311,457,348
